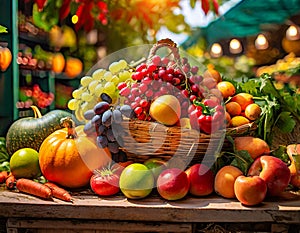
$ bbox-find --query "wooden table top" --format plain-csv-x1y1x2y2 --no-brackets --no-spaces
1,189,300,224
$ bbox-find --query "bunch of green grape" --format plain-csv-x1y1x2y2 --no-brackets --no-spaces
68,59,134,122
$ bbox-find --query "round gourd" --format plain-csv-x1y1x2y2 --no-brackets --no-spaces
6,106,73,156
39,117,112,189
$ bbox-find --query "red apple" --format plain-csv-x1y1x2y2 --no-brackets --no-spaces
234,175,267,206
185,164,214,196
157,168,190,201
247,155,291,196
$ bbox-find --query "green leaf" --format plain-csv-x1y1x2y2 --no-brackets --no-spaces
271,145,289,164
190,0,197,8
0,25,8,33
211,152,235,175
240,79,259,95
70,1,79,15
275,111,296,133
259,74,279,97
0,161,10,172
282,93,300,116
230,150,254,175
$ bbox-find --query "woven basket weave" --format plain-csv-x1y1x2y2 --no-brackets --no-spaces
118,120,257,167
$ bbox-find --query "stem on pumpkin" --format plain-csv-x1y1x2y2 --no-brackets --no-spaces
31,106,42,118
60,117,77,139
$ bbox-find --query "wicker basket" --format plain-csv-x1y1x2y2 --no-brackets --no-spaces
118,120,257,168
113,39,257,168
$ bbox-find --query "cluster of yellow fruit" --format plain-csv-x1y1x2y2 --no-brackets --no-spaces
203,66,262,129
225,93,262,128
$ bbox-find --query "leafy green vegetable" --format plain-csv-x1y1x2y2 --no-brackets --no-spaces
239,78,260,95
0,161,10,172
235,73,299,145
275,112,296,133
0,137,9,163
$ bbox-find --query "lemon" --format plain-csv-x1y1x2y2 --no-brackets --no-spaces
10,148,41,179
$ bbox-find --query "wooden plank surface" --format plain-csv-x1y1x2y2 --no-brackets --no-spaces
0,190,300,224
6,218,193,233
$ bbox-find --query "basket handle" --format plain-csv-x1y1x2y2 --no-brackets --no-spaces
147,38,182,67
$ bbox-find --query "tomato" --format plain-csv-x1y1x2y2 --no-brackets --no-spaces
90,169,120,196
111,161,134,176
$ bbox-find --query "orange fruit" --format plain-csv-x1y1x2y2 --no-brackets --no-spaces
201,77,217,89
230,116,250,127
203,64,222,83
52,53,65,73
214,165,243,199
230,93,254,110
225,102,242,117
149,95,181,126
64,57,83,78
217,81,236,99
225,111,231,127
245,103,262,121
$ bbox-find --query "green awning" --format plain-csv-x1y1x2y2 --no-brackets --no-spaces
182,0,300,48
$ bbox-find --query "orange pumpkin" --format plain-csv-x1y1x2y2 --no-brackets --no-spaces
39,117,112,188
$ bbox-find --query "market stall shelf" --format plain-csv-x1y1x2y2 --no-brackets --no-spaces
1,189,300,232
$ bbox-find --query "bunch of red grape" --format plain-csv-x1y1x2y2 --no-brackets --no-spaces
117,55,206,120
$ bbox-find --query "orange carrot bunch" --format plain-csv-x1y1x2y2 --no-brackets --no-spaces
14,178,73,202
16,178,52,199
0,171,8,183
5,173,16,190
44,182,73,202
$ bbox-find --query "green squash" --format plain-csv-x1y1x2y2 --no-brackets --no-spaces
6,106,74,156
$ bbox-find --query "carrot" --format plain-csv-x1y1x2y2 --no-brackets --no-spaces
16,178,52,200
0,171,8,183
44,182,73,203
5,173,16,190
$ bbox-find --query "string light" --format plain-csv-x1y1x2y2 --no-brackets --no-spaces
210,43,223,57
255,34,269,50
286,25,300,40
229,39,242,54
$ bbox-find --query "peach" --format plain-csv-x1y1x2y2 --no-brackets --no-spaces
234,175,267,206
149,95,181,126
214,165,243,199
234,136,270,160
